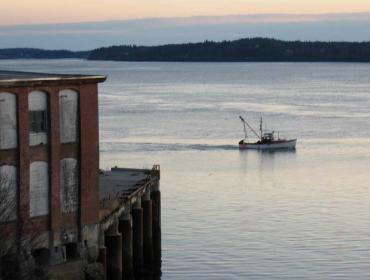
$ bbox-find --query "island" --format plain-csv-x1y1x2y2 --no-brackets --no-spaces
87,38,370,62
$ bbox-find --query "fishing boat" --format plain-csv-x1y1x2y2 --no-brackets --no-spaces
238,116,297,150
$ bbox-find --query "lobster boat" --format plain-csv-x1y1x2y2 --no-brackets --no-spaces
238,116,297,150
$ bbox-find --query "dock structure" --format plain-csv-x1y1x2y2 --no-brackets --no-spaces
99,166,161,279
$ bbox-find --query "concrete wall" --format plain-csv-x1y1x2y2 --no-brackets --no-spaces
0,92,17,150
59,90,78,144
29,90,48,146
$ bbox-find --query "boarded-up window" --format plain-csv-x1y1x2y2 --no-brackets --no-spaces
60,158,78,213
59,90,78,143
29,91,48,146
30,161,49,217
0,93,17,150
0,165,17,222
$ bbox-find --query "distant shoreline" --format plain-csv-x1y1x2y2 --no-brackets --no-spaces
3,58,370,64
0,48,89,60
2,38,370,62
4,58,370,65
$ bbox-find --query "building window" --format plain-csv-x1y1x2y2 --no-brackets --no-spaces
59,89,79,144
30,161,49,217
0,165,17,222
0,92,17,150
60,158,78,213
29,110,47,133
29,91,49,146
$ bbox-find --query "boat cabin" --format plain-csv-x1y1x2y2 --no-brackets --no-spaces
261,131,275,142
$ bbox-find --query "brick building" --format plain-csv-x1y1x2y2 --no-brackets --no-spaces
0,71,161,279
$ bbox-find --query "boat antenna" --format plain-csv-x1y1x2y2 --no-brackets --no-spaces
239,116,261,139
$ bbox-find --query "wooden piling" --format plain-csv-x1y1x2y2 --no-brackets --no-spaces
119,215,135,280
151,182,161,275
105,233,122,280
143,189,153,271
98,246,107,280
132,198,143,277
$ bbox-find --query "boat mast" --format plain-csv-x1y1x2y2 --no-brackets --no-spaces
242,120,247,139
260,116,263,140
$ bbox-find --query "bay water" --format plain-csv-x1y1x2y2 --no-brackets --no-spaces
2,60,370,279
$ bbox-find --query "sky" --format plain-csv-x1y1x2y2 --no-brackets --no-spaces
1,0,370,26
1,1,370,50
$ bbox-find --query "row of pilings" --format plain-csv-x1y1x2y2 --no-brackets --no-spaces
100,181,161,280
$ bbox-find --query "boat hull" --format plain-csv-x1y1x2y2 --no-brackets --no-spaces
239,139,297,150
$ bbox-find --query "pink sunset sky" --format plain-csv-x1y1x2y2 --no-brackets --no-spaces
2,0,370,25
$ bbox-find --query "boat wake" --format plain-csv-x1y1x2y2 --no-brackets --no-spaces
100,142,238,152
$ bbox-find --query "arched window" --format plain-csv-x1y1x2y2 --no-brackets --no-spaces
0,92,17,150
59,90,79,143
29,91,48,146
0,165,17,222
30,161,49,217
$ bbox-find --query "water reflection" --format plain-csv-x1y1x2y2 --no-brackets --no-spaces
239,149,297,188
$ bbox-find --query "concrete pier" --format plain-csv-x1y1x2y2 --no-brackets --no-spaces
119,214,134,280
99,166,161,279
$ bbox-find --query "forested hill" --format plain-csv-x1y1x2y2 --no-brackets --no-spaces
0,48,89,59
3,38,370,62
88,38,370,62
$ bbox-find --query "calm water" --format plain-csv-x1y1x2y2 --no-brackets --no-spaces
2,60,370,279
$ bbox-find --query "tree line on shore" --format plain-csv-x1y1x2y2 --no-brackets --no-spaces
2,38,370,62
87,38,370,62
0,48,88,59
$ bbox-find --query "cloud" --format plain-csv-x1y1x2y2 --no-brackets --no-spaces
1,13,370,50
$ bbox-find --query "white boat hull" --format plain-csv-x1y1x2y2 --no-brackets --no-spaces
239,139,297,150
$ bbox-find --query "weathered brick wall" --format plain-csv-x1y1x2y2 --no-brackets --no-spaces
0,82,100,246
